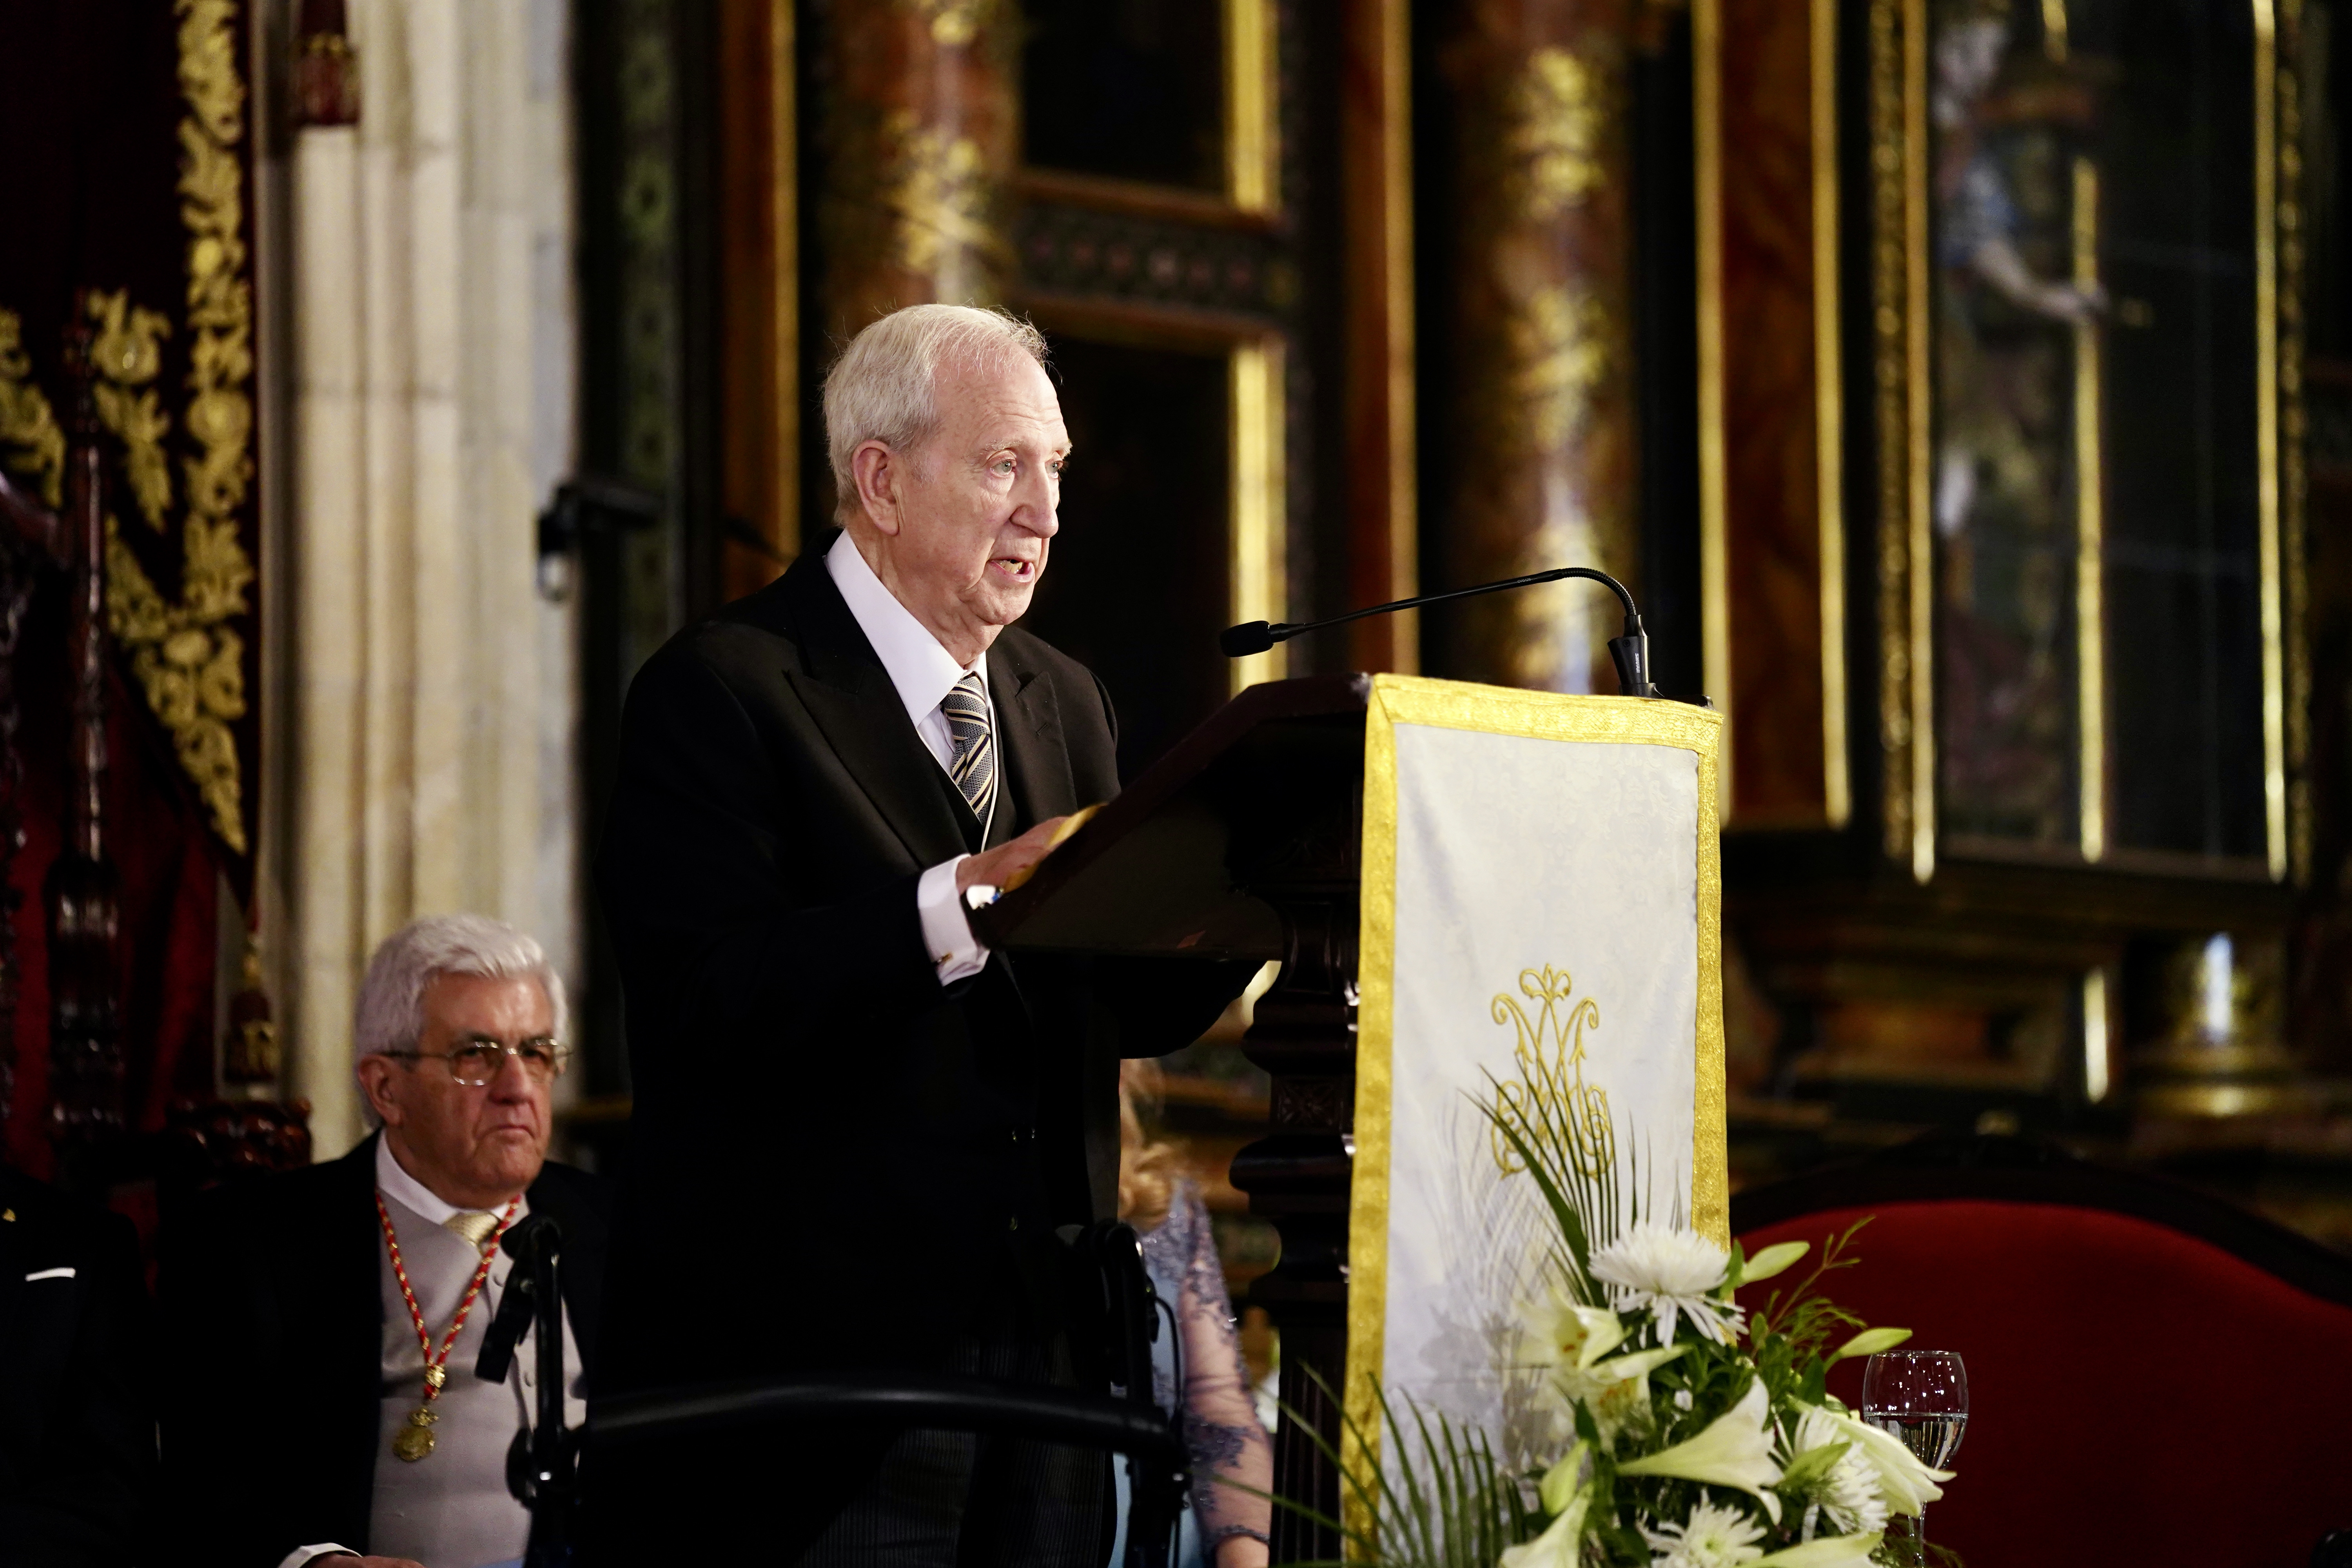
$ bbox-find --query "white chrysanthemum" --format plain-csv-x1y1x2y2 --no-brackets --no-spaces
1640,1500,1767,1568
1786,1408,1890,1541
1588,1221,1745,1345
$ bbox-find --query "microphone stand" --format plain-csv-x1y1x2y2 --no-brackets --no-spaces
1220,564,1662,698
478,1216,578,1568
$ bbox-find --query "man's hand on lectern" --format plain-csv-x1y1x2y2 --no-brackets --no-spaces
958,814,1069,896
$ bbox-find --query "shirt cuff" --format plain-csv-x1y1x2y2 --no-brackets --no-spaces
918,856,990,984
278,1547,359,1568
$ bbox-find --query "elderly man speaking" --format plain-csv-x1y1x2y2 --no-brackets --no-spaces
160,915,607,1568
591,305,1252,1561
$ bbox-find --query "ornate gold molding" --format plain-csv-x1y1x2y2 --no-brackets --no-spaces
1811,0,1851,829
2256,0,2287,882
2281,0,2311,885
101,0,259,857
2072,156,2106,862
0,310,64,507
85,290,175,529
1513,48,1603,218
1695,0,1729,818
900,0,987,48
1228,336,1287,695
883,110,1004,300
1870,0,1911,869
1867,0,1933,882
1223,0,1279,214
1508,284,1606,457
0,4,255,860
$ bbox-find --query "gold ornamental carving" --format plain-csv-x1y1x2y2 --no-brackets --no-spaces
109,0,256,857
0,310,64,507
884,111,1004,298
1507,285,1607,457
1512,49,1604,218
0,0,256,860
900,0,989,47
85,290,176,528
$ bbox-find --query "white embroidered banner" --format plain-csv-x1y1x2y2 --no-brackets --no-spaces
1347,675,1727,1471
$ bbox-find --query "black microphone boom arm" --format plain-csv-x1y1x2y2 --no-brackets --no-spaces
1220,565,1657,698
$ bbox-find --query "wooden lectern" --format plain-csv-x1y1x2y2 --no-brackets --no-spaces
978,675,1376,1559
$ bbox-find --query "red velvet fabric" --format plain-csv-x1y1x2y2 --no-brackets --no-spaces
2,589,220,1178
1740,1200,2352,1567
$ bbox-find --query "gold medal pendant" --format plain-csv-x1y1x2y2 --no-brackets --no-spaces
393,1404,438,1461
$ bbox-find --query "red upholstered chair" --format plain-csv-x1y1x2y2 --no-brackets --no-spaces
1735,1138,2352,1568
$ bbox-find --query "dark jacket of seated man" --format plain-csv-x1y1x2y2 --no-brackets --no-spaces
159,916,608,1568
0,1164,157,1567
589,539,1253,1552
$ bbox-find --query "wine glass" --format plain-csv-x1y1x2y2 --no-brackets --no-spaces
1862,1350,1967,1561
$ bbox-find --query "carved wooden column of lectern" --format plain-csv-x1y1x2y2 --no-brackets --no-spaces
978,676,1372,1559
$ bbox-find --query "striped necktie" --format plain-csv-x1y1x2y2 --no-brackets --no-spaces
942,670,996,824
445,1210,501,1254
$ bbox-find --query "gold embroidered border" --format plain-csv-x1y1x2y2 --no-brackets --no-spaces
1342,675,1727,1551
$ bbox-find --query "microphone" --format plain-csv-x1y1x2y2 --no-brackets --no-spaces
1220,566,1659,698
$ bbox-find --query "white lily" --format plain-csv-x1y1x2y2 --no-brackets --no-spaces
1749,1534,1883,1567
1735,1240,1809,1288
1557,1344,1688,1446
1588,1222,1746,1345
1521,1287,1629,1373
1616,1377,1784,1523
1500,1458,1592,1568
1639,1499,1767,1568
1537,1441,1593,1515
1798,1403,1952,1516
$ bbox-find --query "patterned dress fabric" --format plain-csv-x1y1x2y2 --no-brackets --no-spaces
942,671,996,823
1134,1181,1274,1559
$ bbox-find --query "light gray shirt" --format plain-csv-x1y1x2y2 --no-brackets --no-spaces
280,1144,584,1568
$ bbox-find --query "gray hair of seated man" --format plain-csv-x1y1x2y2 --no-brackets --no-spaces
822,303,1049,510
353,912,568,1062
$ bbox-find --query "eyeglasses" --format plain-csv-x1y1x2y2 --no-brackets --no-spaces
382,1035,571,1087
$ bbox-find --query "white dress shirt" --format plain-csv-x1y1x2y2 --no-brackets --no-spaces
826,530,995,983
373,1134,497,1229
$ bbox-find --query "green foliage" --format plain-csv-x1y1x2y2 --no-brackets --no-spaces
1266,1368,1539,1568
1746,1220,1871,1412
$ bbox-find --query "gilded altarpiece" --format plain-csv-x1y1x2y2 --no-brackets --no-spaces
1873,0,2301,880
0,0,261,877
0,0,261,1164
1706,0,2316,1161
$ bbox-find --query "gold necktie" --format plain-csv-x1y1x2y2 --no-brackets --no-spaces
444,1210,501,1254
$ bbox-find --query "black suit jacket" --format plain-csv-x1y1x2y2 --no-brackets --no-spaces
593,544,1247,1395
156,1135,608,1567
0,1167,156,1568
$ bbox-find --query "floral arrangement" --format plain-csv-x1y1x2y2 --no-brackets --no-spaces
1296,1060,1957,1568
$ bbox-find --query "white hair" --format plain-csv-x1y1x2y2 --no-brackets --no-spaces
353,913,568,1062
822,303,1050,508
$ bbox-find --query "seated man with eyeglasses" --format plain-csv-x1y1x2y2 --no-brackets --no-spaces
159,914,608,1568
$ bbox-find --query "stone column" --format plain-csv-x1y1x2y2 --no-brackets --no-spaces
1427,0,1639,692
280,0,580,1157
808,0,1019,345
